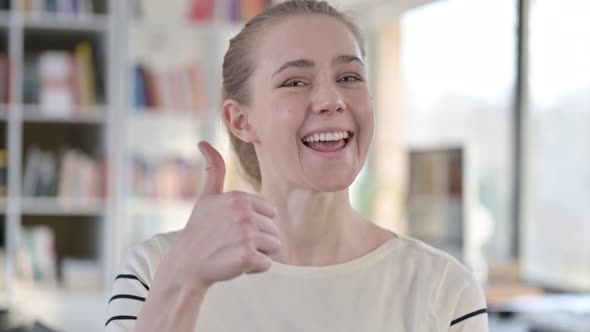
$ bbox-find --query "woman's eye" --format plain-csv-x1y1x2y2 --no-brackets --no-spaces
339,75,362,83
283,80,307,87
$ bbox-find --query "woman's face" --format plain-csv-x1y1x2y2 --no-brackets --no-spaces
246,15,374,192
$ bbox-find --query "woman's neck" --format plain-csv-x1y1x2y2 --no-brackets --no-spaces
260,185,367,266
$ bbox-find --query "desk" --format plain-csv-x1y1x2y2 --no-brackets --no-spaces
487,289,590,332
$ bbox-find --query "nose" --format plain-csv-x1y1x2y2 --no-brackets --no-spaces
310,80,346,115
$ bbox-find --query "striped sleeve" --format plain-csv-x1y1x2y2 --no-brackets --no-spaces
435,256,489,331
105,237,162,331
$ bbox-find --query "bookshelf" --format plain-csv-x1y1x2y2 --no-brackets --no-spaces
0,0,118,330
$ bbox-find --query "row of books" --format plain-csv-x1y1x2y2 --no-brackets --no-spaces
23,42,98,116
133,63,208,113
129,155,201,199
17,0,98,16
23,146,104,199
137,0,271,22
16,225,101,290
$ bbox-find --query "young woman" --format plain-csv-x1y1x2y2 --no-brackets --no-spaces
106,1,488,331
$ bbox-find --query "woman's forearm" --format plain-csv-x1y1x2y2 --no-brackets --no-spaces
134,261,208,332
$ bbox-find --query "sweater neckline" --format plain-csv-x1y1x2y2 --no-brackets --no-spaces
267,234,405,278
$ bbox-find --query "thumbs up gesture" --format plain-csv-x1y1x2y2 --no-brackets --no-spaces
170,141,282,290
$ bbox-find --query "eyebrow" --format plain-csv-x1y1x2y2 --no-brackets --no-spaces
333,55,364,66
272,55,364,77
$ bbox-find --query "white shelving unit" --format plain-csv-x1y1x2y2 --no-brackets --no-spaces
0,1,119,330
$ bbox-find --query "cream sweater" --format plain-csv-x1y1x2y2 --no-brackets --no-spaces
106,231,488,331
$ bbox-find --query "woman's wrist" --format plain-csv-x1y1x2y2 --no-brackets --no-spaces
157,244,212,295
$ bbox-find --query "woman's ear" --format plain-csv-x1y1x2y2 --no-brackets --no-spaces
223,99,259,143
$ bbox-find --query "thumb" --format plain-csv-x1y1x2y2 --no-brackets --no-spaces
198,141,226,196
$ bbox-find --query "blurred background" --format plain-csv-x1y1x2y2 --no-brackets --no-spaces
0,0,587,331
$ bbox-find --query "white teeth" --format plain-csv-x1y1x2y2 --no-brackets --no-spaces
302,130,351,143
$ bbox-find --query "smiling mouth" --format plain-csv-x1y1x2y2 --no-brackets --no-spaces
301,131,354,152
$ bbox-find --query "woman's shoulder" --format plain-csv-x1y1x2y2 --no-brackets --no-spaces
393,234,460,269
390,234,482,290
390,235,488,328
117,230,183,279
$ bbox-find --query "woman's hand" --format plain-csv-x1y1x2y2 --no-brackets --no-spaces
165,141,282,290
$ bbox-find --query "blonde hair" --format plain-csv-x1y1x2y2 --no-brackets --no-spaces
222,0,365,188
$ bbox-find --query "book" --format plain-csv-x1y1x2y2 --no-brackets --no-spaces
23,54,39,104
0,52,10,104
240,0,265,21
227,0,271,22
187,63,208,112
18,0,33,14
73,41,97,107
37,51,75,116
23,146,44,197
56,0,73,15
133,65,147,108
19,0,45,17
188,0,214,22
45,0,58,13
28,226,58,285
57,149,76,198
229,0,240,21
22,147,59,197
37,149,58,196
77,0,94,16
17,225,58,285
142,65,159,108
